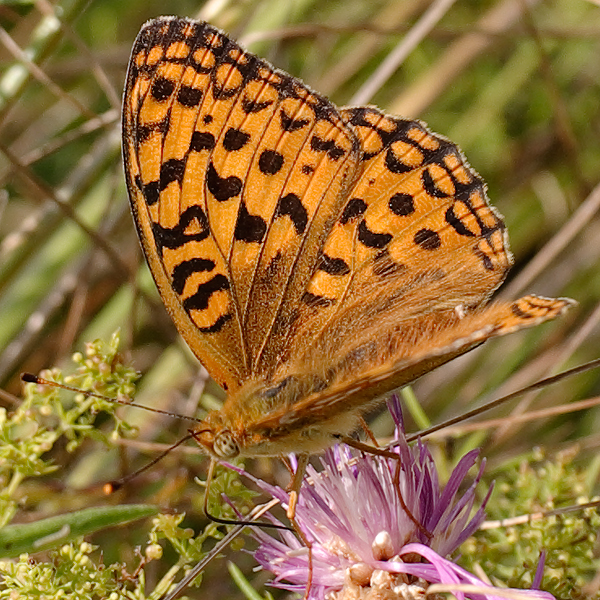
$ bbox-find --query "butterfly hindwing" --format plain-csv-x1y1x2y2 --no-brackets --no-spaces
284,107,512,365
244,108,573,440
249,295,573,440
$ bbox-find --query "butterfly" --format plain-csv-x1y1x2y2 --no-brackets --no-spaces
122,16,573,477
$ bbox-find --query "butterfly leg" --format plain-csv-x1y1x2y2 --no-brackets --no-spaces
358,414,379,447
391,456,432,541
286,453,309,520
285,453,313,599
289,515,313,600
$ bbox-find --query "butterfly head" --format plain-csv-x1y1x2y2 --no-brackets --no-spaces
192,412,240,458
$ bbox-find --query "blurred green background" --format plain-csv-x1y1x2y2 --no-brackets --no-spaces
1,0,600,597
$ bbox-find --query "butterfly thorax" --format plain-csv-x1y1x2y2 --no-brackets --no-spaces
193,373,361,458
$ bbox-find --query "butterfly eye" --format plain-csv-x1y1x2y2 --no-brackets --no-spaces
213,431,240,458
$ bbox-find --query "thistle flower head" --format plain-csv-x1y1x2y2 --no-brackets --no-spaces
242,398,554,600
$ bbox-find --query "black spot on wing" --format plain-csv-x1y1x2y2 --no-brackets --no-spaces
473,247,494,271
160,158,185,190
223,128,250,151
136,116,169,143
190,131,216,151
310,135,346,160
280,109,310,132
510,302,532,319
358,220,392,249
385,147,412,174
422,167,450,198
414,228,441,250
234,202,267,243
318,254,350,276
213,82,243,101
445,205,476,237
197,312,232,334
171,258,216,295
177,85,203,107
206,162,242,201
275,193,308,234
151,77,175,101
242,97,274,113
340,198,367,224
302,291,335,308
151,205,210,253
183,274,230,311
140,157,184,206
259,150,284,175
389,193,415,217
142,180,159,206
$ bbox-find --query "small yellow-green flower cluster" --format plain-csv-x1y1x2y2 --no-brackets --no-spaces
0,542,126,600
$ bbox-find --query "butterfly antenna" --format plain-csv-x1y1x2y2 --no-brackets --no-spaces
202,458,292,531
105,433,195,493
21,372,202,423
408,357,600,442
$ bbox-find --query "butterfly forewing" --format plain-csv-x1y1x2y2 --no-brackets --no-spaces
124,19,247,390
124,17,362,391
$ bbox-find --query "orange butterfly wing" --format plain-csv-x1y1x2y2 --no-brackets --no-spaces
123,17,573,457
240,109,572,444
123,17,359,391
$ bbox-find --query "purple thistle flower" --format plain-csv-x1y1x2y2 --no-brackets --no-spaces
237,398,555,600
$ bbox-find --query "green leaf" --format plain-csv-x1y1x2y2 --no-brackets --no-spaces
0,504,158,558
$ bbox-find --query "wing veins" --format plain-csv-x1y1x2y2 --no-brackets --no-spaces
251,130,360,374
223,75,284,311
197,34,257,373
